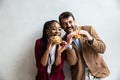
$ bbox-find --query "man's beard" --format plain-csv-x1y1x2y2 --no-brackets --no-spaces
66,25,77,34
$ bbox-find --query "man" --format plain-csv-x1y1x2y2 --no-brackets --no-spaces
59,11,110,80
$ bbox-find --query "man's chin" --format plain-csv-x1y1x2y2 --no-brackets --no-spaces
67,30,73,34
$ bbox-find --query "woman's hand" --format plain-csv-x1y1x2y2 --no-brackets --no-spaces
66,31,76,45
47,36,57,51
57,41,68,56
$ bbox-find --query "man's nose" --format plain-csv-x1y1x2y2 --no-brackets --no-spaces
67,23,71,27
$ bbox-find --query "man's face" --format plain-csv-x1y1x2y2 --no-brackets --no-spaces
61,16,76,34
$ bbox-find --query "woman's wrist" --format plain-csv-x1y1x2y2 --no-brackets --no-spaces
56,52,62,57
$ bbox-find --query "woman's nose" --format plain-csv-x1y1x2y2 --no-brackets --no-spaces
56,29,61,33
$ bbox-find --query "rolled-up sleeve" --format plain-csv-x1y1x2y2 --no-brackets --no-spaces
89,26,106,53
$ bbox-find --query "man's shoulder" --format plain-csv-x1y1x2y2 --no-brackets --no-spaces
78,25,93,29
77,25,93,31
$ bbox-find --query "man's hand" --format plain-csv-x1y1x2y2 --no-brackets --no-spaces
79,30,93,40
66,31,76,45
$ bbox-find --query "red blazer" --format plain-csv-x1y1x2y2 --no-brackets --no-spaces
35,39,65,80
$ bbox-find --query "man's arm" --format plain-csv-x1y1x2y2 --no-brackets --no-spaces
66,47,77,65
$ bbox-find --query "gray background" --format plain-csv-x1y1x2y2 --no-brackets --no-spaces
0,0,120,80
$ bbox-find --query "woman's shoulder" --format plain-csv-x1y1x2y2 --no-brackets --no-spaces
35,38,42,45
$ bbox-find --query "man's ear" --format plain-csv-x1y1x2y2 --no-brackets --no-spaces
74,20,76,24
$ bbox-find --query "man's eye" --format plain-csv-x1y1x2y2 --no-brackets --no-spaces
69,21,72,23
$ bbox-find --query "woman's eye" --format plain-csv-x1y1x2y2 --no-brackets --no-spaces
52,28,56,30
59,28,62,31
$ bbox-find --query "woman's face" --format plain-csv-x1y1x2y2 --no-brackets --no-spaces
46,22,62,38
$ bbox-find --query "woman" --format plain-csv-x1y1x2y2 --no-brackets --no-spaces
35,20,67,80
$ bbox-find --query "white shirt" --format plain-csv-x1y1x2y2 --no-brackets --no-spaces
47,45,57,74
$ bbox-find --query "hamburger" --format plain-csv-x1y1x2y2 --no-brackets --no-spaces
54,36,61,44
74,34,84,39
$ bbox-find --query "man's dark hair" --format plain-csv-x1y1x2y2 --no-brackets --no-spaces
59,11,75,25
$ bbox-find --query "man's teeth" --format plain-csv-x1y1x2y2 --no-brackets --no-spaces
68,28,72,30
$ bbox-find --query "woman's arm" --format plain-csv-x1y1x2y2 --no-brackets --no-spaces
55,41,67,66
40,47,51,66
40,39,54,66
